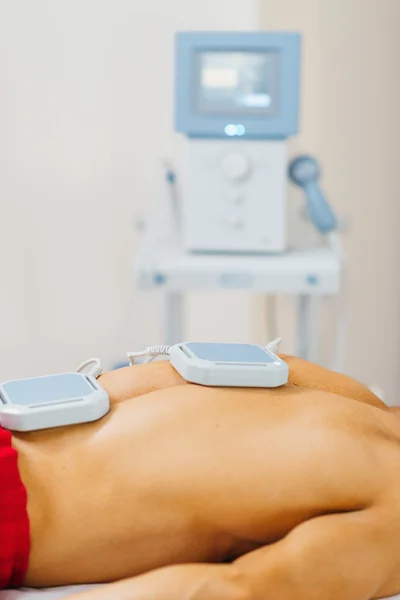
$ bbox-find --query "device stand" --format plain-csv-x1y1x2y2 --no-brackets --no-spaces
296,295,320,363
163,293,324,364
134,231,343,368
163,292,184,346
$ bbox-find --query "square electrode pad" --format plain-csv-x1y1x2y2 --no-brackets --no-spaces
169,342,289,388
1,373,95,406
0,372,110,432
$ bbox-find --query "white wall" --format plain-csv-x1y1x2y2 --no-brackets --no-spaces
260,0,400,402
0,0,259,379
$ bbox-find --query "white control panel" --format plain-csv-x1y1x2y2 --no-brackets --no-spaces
183,139,287,253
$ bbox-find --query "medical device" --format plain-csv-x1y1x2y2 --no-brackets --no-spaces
0,359,109,432
175,31,301,253
127,339,288,388
133,30,344,370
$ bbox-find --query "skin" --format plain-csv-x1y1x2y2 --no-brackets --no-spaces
11,356,400,600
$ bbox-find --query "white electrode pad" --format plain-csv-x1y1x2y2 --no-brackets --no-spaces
169,342,289,387
0,372,110,432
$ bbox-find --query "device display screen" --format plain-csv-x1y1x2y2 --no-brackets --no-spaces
194,51,279,116
1,374,93,406
186,343,276,364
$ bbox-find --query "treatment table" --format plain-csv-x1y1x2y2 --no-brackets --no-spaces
2,586,400,599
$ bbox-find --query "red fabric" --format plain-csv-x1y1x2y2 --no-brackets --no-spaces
0,427,30,588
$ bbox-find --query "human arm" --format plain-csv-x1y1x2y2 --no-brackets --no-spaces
66,509,394,600
232,508,394,600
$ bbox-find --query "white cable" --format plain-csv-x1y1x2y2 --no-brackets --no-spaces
266,338,283,354
128,342,283,366
127,345,171,365
76,357,103,379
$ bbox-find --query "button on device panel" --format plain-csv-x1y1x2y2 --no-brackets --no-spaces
221,153,251,181
228,191,245,205
224,214,244,230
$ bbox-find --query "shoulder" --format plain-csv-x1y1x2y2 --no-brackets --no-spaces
280,354,388,410
264,390,399,511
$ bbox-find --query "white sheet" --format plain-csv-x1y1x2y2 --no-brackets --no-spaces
0,586,99,599
1,588,400,600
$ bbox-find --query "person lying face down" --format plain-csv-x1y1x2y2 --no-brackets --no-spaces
2,355,400,600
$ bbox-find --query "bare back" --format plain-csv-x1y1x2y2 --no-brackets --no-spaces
12,360,400,597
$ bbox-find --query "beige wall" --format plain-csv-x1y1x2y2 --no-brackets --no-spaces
260,0,400,402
